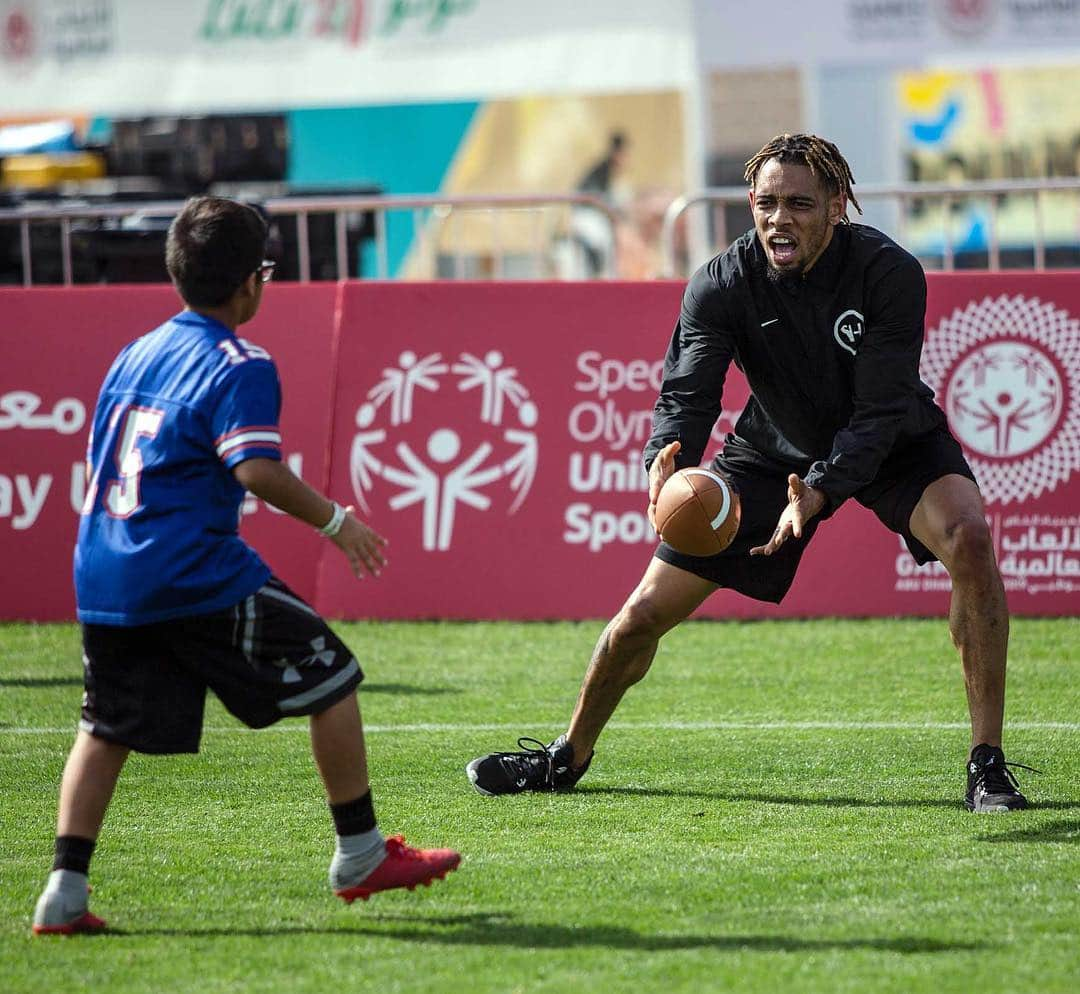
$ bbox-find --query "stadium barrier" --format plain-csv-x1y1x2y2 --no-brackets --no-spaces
0,193,620,286
2,275,1078,621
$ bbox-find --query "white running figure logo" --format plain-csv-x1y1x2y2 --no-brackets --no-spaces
349,350,540,550
367,351,447,426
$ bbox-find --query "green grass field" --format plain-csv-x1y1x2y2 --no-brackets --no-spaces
1,618,1077,993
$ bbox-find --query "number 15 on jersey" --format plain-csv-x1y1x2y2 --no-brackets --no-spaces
82,404,166,518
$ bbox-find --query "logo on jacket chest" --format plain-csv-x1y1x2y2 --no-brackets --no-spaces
833,309,865,356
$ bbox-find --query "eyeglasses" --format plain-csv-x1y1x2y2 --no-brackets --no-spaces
256,260,276,284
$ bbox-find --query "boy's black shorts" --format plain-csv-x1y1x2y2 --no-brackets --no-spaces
80,576,363,754
655,426,977,604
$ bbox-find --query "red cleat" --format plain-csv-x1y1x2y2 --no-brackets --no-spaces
335,835,460,904
32,911,108,936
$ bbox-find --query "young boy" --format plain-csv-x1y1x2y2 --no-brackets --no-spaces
33,196,459,935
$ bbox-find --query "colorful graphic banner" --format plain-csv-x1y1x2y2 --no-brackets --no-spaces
2,276,1078,621
898,66,1080,254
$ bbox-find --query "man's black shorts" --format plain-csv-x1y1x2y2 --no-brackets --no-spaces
80,576,363,754
655,426,977,603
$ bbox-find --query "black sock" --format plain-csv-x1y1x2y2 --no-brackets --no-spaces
329,790,376,837
53,835,96,875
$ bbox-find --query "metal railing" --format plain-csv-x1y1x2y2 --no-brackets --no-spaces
7,180,1079,286
661,178,1080,278
0,192,620,287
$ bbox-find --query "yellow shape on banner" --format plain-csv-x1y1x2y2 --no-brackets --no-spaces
899,72,958,112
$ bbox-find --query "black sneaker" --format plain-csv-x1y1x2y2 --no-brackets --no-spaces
965,743,1037,812
466,735,592,795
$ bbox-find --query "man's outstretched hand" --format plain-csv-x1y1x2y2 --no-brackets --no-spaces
647,440,681,530
750,474,826,556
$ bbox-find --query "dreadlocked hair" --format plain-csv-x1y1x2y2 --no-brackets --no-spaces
744,133,862,220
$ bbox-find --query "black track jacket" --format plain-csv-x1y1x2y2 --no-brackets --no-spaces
644,223,946,511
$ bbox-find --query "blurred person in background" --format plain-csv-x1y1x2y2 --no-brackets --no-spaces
569,130,631,278
578,130,630,199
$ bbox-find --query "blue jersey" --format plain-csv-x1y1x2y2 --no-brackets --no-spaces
75,311,283,625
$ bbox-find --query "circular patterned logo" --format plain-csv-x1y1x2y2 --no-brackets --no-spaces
921,294,1080,505
945,340,1064,458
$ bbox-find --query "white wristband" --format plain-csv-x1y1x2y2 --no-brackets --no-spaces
319,501,346,537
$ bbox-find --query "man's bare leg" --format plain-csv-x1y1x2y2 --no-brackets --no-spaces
909,474,1008,750
564,558,718,767
465,558,716,795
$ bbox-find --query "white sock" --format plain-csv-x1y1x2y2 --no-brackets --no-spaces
45,868,89,897
34,870,89,926
329,828,386,890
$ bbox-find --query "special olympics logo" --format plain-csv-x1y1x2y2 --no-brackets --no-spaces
921,294,1080,504
946,342,1062,457
349,350,539,551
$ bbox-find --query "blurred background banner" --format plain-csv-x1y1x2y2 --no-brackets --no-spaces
898,65,1080,259
4,276,1077,621
692,0,1080,67
0,0,694,113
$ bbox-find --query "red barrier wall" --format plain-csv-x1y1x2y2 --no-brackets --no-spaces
0,283,339,619
3,276,1079,621
316,282,688,620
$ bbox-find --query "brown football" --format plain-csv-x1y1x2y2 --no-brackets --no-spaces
655,468,741,556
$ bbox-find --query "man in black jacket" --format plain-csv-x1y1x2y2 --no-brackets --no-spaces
467,134,1030,813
